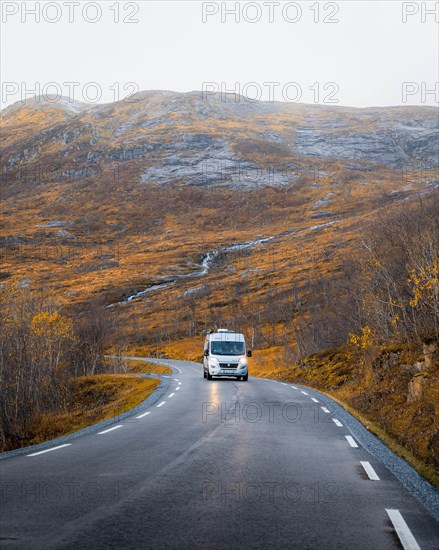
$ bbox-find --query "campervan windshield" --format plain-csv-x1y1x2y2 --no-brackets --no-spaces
211,341,245,356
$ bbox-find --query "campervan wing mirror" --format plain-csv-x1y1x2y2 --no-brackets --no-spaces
247,350,252,357
204,349,209,357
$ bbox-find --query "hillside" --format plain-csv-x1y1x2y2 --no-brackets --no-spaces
1,90,438,474
1,92,437,346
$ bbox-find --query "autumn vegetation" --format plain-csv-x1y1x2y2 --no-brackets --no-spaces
1,96,437,479
0,287,160,451
291,190,439,356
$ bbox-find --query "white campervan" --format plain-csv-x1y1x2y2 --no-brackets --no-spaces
203,329,251,381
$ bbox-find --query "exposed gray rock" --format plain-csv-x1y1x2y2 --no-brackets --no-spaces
346,163,374,171
295,119,438,169
310,212,336,219
38,220,75,228
313,192,334,209
140,143,294,188
56,230,75,239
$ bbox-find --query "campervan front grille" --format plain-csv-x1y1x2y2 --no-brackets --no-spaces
219,363,238,369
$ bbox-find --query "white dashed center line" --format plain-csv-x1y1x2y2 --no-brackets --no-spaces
291,385,297,389
386,509,421,550
157,401,166,407
178,382,182,386
311,398,319,403
345,435,359,448
332,418,343,427
176,387,180,391
169,393,175,398
136,411,151,419
98,425,122,435
27,444,71,457
321,407,330,413
301,391,309,396
173,378,179,382
361,461,380,480
281,382,287,386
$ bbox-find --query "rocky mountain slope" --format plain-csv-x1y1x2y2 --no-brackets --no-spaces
2,91,438,191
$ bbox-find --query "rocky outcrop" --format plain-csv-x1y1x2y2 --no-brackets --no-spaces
423,340,438,369
372,341,438,403
407,340,438,403
295,124,439,169
407,374,427,403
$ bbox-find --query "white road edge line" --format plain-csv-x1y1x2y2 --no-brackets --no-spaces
98,425,123,435
311,397,319,403
361,461,380,481
321,407,330,413
169,393,175,398
157,401,166,407
345,435,359,448
301,391,309,395
136,411,151,419
386,509,421,550
174,367,182,374
332,418,343,427
27,444,71,457
281,382,287,386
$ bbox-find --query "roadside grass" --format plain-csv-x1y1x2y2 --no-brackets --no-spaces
125,359,172,375
250,346,289,379
102,353,173,374
142,339,203,363
3,375,159,451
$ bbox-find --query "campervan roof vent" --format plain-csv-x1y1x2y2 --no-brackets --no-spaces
217,328,231,333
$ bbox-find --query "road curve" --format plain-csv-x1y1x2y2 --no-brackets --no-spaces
1,359,438,550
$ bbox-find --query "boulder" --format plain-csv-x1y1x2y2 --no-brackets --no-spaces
407,374,427,403
423,340,438,370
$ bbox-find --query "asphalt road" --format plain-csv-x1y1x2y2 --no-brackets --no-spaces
1,359,438,550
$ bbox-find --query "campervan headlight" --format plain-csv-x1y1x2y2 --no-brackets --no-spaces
210,357,219,367
238,358,248,368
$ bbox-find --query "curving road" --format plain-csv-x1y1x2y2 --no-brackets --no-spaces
1,359,438,549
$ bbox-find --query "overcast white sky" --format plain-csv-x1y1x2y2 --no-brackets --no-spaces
1,1,438,108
